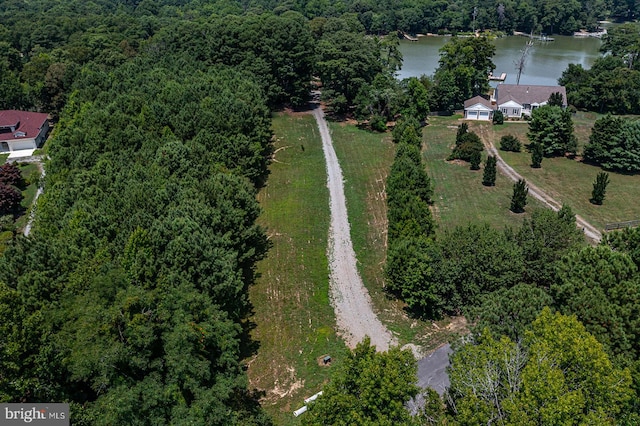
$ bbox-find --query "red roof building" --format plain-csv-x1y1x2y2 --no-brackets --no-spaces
0,110,50,152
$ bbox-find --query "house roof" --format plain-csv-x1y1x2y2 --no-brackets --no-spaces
464,95,492,109
495,84,567,107
0,110,49,142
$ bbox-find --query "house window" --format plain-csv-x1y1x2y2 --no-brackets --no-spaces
513,109,519,115
501,108,507,114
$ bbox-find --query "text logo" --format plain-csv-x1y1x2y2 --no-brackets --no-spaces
0,404,68,426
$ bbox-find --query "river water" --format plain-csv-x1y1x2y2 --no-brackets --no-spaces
397,35,603,86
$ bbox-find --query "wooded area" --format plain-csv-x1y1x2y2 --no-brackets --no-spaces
1,0,640,424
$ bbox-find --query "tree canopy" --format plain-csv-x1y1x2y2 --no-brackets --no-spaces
302,338,421,426
448,308,633,425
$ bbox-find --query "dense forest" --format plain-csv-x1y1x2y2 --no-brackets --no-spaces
1,0,640,424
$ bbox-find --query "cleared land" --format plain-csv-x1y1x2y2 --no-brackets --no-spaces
469,114,640,230
424,116,546,231
314,107,396,352
248,112,346,425
329,120,474,349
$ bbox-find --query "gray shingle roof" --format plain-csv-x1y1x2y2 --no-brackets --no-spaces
495,84,567,107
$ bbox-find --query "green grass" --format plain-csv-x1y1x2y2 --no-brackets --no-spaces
471,115,640,230
248,112,346,425
425,115,546,231
330,121,471,349
15,163,41,231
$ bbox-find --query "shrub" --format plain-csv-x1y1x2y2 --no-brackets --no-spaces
500,135,521,152
470,150,481,170
0,162,24,188
449,131,483,161
0,184,22,214
482,155,497,186
492,110,504,125
370,115,387,132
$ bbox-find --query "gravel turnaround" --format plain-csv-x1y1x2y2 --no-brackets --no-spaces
313,106,397,352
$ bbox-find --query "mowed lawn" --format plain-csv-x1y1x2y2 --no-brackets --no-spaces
330,121,477,349
425,115,545,232
470,113,640,230
248,111,346,425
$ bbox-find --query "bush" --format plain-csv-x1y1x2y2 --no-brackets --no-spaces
0,162,24,188
370,115,387,132
0,184,22,214
492,110,504,125
449,131,483,161
499,135,521,152
470,150,481,170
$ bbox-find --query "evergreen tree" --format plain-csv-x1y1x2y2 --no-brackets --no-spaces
591,171,610,205
531,142,543,168
492,110,504,125
470,150,481,170
511,179,528,213
548,91,564,107
456,122,469,145
482,155,497,186
500,134,521,152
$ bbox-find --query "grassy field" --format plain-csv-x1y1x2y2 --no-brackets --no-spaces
330,120,476,349
469,113,640,230
424,115,546,231
248,112,346,425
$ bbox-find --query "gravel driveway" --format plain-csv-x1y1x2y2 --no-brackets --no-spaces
313,106,397,352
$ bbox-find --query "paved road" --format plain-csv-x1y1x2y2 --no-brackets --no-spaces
407,344,452,414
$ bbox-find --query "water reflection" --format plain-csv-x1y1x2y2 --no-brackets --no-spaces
397,35,603,86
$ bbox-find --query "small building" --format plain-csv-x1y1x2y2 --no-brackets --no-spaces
494,84,567,118
463,84,567,120
463,96,494,121
0,110,50,153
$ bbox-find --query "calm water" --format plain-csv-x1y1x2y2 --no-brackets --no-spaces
398,35,603,86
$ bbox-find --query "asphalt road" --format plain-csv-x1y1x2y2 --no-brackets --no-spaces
407,344,452,414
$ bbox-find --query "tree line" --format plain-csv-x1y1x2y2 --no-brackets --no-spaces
0,6,280,423
306,227,640,424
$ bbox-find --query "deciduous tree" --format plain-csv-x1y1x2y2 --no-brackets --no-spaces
303,338,420,425
527,105,577,157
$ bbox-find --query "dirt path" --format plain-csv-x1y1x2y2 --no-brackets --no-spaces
312,106,397,352
479,128,602,243
17,156,45,237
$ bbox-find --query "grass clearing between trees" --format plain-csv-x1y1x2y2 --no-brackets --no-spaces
471,114,640,230
424,115,545,231
248,111,346,426
329,121,474,349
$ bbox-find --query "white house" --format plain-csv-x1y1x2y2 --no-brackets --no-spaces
463,84,567,121
463,96,494,121
0,110,50,153
494,84,567,118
